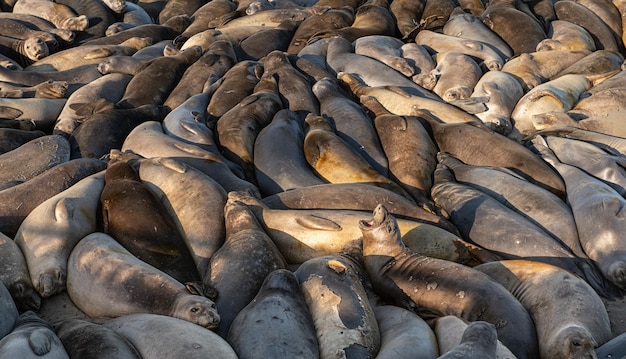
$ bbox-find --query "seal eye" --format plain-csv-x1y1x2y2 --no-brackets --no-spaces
211,303,216,309
190,307,199,313
386,224,393,233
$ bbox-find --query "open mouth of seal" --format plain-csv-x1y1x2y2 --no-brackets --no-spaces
359,204,388,229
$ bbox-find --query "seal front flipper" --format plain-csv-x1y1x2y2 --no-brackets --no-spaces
0,106,23,119
295,214,342,231
449,96,489,114
83,47,117,60
28,329,53,356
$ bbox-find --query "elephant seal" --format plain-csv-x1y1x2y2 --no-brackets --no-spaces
106,2,153,36
54,319,141,359
231,189,466,264
164,40,236,110
207,60,263,119
363,96,437,211
414,29,504,72
542,136,626,197
303,114,410,199
0,64,103,97
233,19,299,61
0,97,67,133
422,113,566,198
469,70,524,135
479,0,547,56
104,314,237,359
67,232,220,328
431,162,618,298
14,171,105,299
0,158,106,237
0,35,49,67
437,152,585,258
294,254,381,359
216,73,284,183
204,194,287,338
0,80,68,99
536,20,596,52
358,204,539,359
260,182,462,236
475,260,612,359
442,7,513,60
313,77,388,176
509,74,591,139
287,7,354,54
12,0,88,31
0,311,69,359
0,281,18,339
434,316,516,359
253,109,326,196
0,232,40,311
374,305,438,359
101,161,200,284
24,37,152,72
227,269,319,359
533,137,626,291
431,52,482,102
117,45,202,109
129,157,227,279
53,73,133,138
120,121,259,197
389,0,424,39
83,15,192,46
555,0,620,53
310,0,396,43
69,101,170,159
262,50,318,118
596,332,626,359
0,128,44,154
437,321,498,359
0,135,69,186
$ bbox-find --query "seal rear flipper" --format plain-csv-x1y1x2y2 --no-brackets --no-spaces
185,281,216,300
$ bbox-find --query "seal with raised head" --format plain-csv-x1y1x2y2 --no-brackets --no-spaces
204,193,287,338
67,232,220,329
231,190,466,264
358,204,539,359
227,269,319,359
101,161,200,284
54,319,141,359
